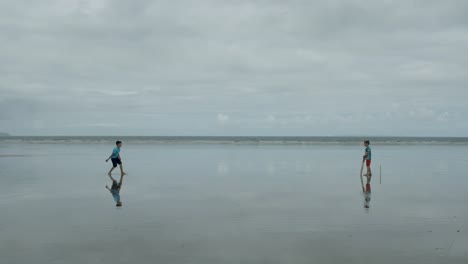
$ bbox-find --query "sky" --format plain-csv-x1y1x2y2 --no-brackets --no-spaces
1,0,467,136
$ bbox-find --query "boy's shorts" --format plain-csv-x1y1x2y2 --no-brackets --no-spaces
366,159,371,166
111,158,122,168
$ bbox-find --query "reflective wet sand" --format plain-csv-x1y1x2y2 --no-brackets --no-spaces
0,142,466,263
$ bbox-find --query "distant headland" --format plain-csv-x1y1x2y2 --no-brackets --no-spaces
0,133,10,137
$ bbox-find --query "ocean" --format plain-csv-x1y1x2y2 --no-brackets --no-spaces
0,136,467,263
2,136,468,145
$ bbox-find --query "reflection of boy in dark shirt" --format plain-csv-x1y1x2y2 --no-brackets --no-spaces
106,174,124,207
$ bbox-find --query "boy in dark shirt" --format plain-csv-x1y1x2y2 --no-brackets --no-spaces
363,140,372,181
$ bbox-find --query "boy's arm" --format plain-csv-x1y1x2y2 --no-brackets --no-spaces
106,152,114,162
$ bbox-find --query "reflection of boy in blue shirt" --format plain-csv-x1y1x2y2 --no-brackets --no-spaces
106,141,126,176
106,173,124,207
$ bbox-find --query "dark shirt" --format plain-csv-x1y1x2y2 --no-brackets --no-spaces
111,180,120,191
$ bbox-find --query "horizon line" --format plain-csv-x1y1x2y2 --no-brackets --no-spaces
2,135,468,138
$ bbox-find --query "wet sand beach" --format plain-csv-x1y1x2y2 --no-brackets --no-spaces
0,138,467,264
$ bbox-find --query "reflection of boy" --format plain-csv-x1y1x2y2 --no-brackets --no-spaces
364,192,371,209
106,174,124,207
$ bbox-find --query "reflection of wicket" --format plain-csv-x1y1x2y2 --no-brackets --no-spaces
380,165,382,184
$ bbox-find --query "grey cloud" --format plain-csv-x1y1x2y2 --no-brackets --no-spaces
0,0,467,136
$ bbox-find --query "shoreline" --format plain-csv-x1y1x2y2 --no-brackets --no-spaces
1,136,468,146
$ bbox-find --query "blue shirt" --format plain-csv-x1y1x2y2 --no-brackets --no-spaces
365,146,372,160
111,189,120,203
111,147,120,159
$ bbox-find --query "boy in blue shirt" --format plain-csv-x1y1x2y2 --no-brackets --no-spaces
363,140,372,181
106,140,126,176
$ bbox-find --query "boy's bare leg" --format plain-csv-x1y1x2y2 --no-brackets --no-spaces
108,173,116,181
119,174,124,186
367,166,372,182
108,167,115,176
119,164,126,175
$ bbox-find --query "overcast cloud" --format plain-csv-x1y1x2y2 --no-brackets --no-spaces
1,0,467,136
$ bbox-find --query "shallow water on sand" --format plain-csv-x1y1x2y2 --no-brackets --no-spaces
0,142,467,264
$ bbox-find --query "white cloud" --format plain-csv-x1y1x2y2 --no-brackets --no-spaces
217,113,229,124
266,115,276,123
97,90,139,96
409,107,435,120
66,123,119,128
436,112,450,122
